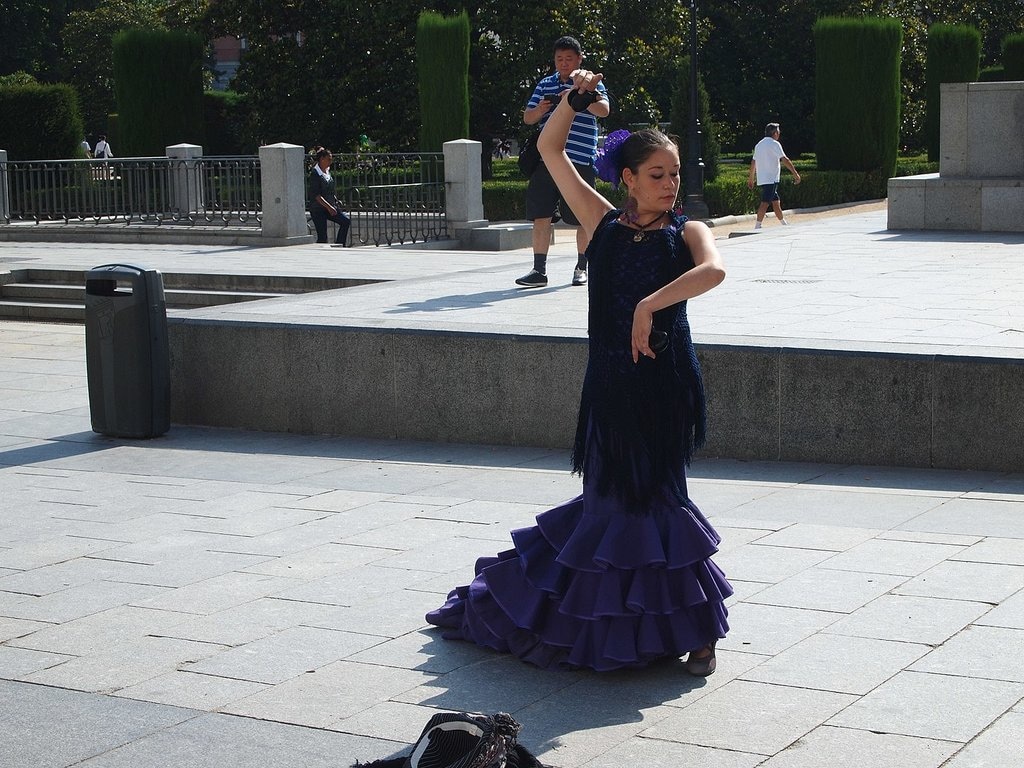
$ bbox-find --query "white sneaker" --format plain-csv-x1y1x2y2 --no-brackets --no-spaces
572,268,587,286
754,221,762,230
781,218,789,225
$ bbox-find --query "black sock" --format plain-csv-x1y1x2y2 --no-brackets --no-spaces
576,253,587,270
533,254,547,274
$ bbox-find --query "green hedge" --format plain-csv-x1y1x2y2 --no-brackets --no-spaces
0,83,83,160
979,66,1006,82
416,11,469,152
113,29,205,156
203,90,248,155
925,25,981,162
814,17,902,177
1003,34,1024,80
482,158,938,220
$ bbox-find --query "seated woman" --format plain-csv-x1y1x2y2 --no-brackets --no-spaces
308,147,351,245
425,70,731,675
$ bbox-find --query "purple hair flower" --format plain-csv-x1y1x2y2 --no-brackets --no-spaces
595,129,630,189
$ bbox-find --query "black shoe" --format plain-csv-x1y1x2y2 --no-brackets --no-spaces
684,641,717,677
515,269,548,288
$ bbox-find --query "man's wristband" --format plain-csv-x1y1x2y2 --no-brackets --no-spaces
567,89,601,112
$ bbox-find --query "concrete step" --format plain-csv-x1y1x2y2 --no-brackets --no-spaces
0,299,83,322
0,269,382,323
1,282,290,307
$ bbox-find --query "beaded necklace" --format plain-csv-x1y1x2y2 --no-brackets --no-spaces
626,211,669,242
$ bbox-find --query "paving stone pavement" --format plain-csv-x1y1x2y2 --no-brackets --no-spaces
2,209,1024,767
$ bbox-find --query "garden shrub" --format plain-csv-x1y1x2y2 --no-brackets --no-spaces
978,66,1005,82
203,90,248,155
0,83,83,160
113,28,205,156
814,17,902,177
416,11,469,152
1003,34,1024,80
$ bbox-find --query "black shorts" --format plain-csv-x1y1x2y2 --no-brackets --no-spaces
759,183,780,203
525,161,596,225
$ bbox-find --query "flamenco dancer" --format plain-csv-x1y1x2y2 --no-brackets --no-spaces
426,69,731,675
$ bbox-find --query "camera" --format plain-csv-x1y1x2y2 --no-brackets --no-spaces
649,329,669,353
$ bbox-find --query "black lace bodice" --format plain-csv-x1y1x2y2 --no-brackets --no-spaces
571,210,707,508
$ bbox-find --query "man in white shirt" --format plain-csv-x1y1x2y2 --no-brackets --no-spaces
93,135,113,159
747,123,800,229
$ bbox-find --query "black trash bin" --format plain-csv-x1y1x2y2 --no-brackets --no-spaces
84,263,170,438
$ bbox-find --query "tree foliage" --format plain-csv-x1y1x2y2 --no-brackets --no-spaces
0,1,76,80
670,56,720,182
2,0,1022,159
61,0,166,133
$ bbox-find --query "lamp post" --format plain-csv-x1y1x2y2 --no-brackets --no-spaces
683,0,709,219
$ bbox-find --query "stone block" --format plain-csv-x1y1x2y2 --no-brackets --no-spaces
886,175,931,229
393,331,517,444
939,83,969,177
778,351,932,467
288,328,398,439
259,143,308,240
981,180,1024,232
922,178,981,230
443,139,483,223
968,82,1024,177
465,223,536,250
700,345,779,460
169,321,285,430
509,337,585,448
931,357,1024,471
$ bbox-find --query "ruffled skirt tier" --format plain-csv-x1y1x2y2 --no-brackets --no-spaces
425,484,732,672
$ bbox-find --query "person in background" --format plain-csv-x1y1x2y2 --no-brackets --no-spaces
747,122,800,229
427,69,731,676
80,136,92,158
515,35,609,288
307,146,351,246
93,135,113,159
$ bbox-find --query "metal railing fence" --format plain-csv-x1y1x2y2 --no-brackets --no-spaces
1,152,448,245
0,156,262,226
321,152,447,246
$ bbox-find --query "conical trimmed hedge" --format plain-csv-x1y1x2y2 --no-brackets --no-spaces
112,29,205,156
814,17,902,177
416,11,470,152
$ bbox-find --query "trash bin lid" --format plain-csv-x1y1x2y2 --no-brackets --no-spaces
85,263,155,279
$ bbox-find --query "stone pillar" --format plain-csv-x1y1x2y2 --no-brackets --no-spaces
259,142,309,240
444,139,485,226
166,143,203,216
940,81,1024,178
0,150,9,223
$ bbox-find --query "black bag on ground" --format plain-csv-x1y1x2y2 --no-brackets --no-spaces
517,133,541,177
354,711,544,768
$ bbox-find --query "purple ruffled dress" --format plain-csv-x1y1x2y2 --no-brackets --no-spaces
426,211,732,671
